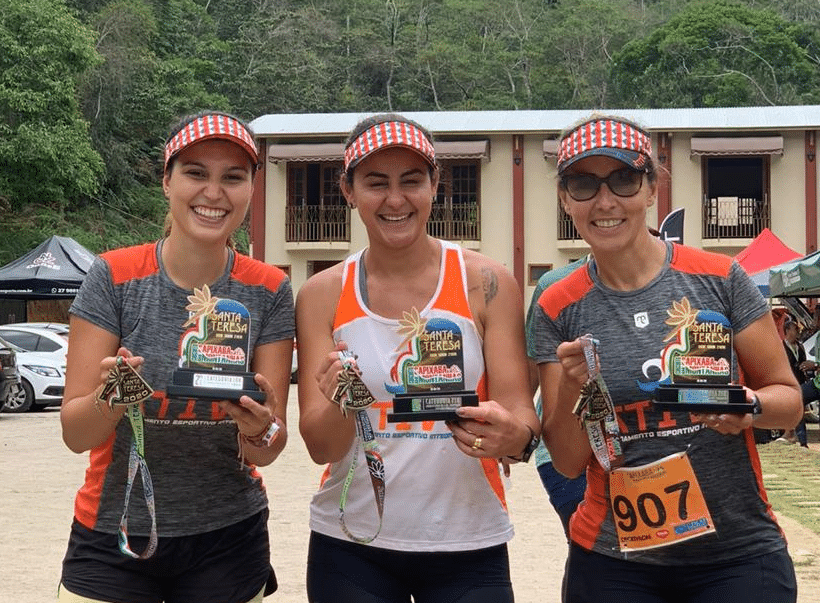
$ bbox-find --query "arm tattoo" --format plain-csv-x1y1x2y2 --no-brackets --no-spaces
481,267,498,305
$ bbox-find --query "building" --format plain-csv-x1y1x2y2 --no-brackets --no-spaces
249,106,820,302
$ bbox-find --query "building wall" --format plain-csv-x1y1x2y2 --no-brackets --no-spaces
258,128,816,308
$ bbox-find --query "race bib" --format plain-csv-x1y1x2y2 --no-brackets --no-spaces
608,450,715,552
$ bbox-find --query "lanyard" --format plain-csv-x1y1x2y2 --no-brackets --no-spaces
118,404,158,559
333,350,385,543
97,356,157,558
573,335,624,472
339,409,385,544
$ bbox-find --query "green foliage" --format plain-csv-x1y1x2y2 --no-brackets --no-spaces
0,0,104,210
3,0,820,266
610,0,820,107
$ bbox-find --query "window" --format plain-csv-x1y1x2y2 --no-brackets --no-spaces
528,264,554,286
286,162,350,242
430,161,480,241
702,157,770,239
309,260,342,277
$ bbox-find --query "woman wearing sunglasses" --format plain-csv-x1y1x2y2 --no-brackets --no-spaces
528,115,802,602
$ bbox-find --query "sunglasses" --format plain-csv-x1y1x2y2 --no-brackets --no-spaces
561,168,646,202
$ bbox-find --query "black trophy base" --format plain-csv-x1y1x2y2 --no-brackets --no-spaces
653,383,752,414
387,390,479,423
166,367,265,403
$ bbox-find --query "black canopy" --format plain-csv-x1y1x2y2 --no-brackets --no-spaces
0,236,96,299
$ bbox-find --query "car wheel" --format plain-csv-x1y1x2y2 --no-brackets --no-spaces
805,400,820,424
3,380,34,413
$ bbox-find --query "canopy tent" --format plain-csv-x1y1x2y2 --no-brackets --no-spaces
735,228,801,275
733,228,801,296
768,250,820,298
0,236,96,299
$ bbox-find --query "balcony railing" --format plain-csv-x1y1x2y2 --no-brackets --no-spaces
427,204,480,241
558,207,580,240
702,196,769,239
286,205,350,242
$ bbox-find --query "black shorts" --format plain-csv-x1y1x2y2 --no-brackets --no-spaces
565,542,796,603
306,531,514,603
60,510,276,603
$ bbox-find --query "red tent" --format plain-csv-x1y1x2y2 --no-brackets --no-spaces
734,228,801,275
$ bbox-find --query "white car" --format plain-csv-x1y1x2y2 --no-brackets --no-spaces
0,323,68,413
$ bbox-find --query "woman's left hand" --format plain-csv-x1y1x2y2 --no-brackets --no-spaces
447,400,531,459
691,411,752,435
218,372,276,437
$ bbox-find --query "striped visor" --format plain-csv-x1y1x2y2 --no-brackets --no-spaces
557,118,652,174
344,121,436,172
164,114,259,171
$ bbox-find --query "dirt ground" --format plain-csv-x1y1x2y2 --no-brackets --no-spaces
1,388,818,603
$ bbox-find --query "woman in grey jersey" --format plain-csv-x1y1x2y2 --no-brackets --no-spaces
529,114,802,603
57,111,294,603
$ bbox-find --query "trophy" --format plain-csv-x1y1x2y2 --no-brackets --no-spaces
653,303,751,414
386,314,478,422
166,285,265,403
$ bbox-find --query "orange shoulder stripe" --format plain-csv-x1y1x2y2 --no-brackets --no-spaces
433,247,471,317
102,243,158,285
538,265,594,320
670,244,732,278
333,260,367,330
231,254,287,291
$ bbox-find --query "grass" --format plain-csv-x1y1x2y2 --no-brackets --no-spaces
757,437,820,537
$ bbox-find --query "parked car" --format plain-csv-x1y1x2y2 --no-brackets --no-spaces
0,323,68,413
2,343,65,413
0,336,20,411
0,323,69,357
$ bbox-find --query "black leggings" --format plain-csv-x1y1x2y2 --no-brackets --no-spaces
564,542,796,603
306,531,514,603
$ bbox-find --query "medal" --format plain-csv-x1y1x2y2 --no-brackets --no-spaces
332,350,376,416
574,335,624,472
97,356,153,410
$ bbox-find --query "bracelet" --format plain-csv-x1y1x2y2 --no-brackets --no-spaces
242,420,280,448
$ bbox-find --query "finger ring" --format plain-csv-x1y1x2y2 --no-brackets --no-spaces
471,437,483,450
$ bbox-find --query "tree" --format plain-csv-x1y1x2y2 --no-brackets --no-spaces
610,0,820,107
0,0,104,212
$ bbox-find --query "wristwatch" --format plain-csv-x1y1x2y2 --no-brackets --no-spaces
509,425,540,463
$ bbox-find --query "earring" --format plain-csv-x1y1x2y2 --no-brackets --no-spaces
348,202,357,209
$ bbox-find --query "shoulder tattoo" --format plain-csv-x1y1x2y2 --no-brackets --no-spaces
481,267,498,305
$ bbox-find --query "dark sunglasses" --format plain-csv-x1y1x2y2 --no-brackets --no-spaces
561,168,646,202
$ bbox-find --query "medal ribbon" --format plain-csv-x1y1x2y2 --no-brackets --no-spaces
97,357,158,559
333,351,385,544
577,335,624,472
339,409,385,543
117,404,158,559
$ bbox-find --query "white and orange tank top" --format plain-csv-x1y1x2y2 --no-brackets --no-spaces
308,240,514,551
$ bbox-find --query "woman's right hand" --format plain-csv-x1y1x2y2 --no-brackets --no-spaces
315,341,355,406
556,337,593,389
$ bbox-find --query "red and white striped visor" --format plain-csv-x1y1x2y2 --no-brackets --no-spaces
344,121,436,172
164,114,259,171
557,118,652,174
